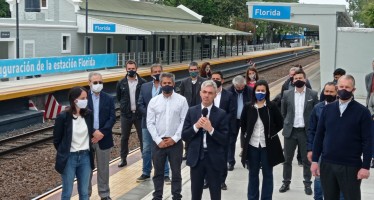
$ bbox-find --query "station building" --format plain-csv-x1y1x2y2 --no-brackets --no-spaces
0,0,249,65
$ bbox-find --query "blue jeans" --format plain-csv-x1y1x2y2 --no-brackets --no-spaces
142,128,169,177
61,150,92,200
247,145,273,200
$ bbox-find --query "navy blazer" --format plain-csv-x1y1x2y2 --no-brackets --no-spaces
137,81,161,128
88,91,116,150
53,111,95,174
182,105,229,171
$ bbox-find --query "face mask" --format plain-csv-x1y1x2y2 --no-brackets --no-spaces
127,70,136,77
214,80,222,88
152,74,161,81
255,92,266,101
205,68,210,72
190,71,198,78
324,95,337,103
338,89,353,100
162,85,174,94
294,80,305,88
249,74,256,80
91,83,103,93
236,89,243,93
76,99,88,109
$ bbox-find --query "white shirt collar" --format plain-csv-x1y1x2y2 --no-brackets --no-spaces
294,86,306,93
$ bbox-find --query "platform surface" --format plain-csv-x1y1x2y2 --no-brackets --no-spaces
0,47,311,101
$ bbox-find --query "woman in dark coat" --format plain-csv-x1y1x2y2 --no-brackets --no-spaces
240,80,284,200
53,86,95,200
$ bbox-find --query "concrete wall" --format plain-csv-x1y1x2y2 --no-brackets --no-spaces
336,28,374,98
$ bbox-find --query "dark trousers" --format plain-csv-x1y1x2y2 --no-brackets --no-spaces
191,152,222,200
320,162,361,200
228,119,241,166
120,113,142,159
283,128,312,186
222,133,230,184
152,141,183,200
247,145,273,200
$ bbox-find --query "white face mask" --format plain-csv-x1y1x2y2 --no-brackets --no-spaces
91,83,103,93
76,99,88,109
249,74,256,80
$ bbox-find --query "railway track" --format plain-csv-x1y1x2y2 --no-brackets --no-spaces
0,126,54,157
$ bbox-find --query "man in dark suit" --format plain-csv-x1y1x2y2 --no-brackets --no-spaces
182,80,229,200
279,69,319,195
179,61,206,159
365,59,374,105
87,72,116,200
228,75,252,171
136,64,170,183
211,71,235,190
116,60,146,167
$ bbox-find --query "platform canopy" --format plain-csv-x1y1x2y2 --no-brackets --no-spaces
77,0,249,36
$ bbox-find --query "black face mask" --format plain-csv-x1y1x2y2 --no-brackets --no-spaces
214,80,222,88
294,80,305,88
127,70,136,77
162,85,174,94
153,74,161,81
324,95,337,103
338,89,353,100
236,89,243,93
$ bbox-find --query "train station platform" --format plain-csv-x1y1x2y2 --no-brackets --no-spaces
0,46,312,101
40,62,374,200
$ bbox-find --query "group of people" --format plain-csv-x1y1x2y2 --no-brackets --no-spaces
52,58,373,200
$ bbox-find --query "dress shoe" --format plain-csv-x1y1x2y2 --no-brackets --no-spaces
203,180,209,189
228,164,234,171
305,186,313,195
118,159,127,167
101,197,112,200
136,174,150,182
371,159,374,168
164,176,171,185
298,160,303,167
279,184,290,193
221,183,227,190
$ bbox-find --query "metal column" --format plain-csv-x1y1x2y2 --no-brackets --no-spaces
153,35,156,64
236,35,239,56
135,35,139,64
224,35,227,58
200,36,203,61
209,36,212,59
191,35,194,61
179,35,183,63
167,35,170,65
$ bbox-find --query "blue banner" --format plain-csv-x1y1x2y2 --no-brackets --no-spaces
93,24,116,33
0,54,118,78
253,5,291,19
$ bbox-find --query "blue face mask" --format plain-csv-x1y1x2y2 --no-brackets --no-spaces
162,85,174,94
189,71,198,78
255,92,266,101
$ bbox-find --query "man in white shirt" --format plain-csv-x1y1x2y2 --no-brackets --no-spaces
147,72,189,200
280,69,319,195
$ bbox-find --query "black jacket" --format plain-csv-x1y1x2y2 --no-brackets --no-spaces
53,111,95,174
116,74,146,119
240,101,284,167
179,76,206,107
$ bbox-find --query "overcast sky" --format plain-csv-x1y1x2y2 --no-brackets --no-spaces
299,0,348,6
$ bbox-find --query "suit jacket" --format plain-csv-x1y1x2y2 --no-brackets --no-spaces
365,72,373,105
281,87,319,138
179,76,206,107
88,91,116,150
53,111,95,174
240,101,284,167
182,105,229,171
137,81,162,128
116,73,146,119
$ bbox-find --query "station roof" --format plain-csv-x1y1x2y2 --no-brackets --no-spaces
78,0,248,36
79,0,200,22
90,15,249,35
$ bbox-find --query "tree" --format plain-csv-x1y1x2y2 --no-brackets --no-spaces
361,2,374,27
0,0,10,18
346,0,374,27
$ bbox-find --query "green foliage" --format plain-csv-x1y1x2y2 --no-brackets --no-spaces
346,0,374,27
361,3,374,27
0,0,10,18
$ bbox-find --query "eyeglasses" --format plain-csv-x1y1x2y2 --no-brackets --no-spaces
92,81,103,85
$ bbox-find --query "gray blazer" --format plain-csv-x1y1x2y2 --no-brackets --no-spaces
179,76,206,107
368,93,374,116
365,72,373,105
281,87,319,138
